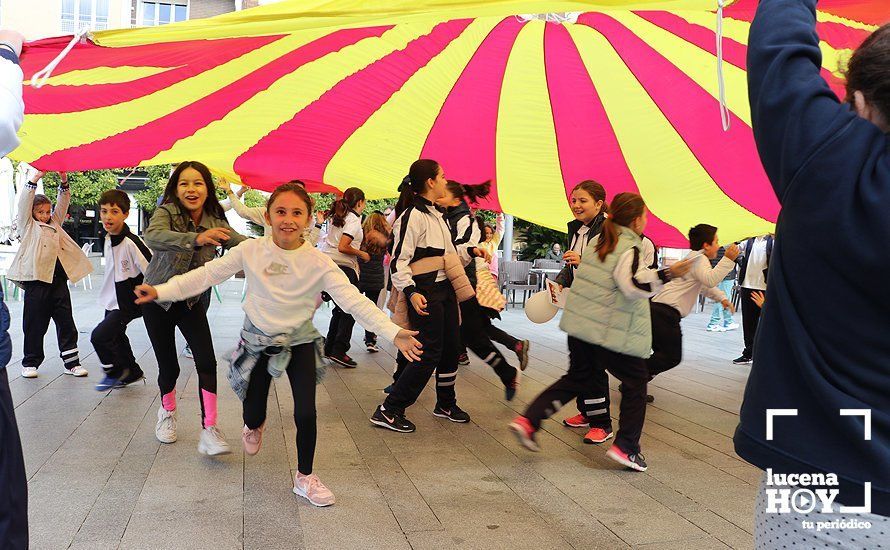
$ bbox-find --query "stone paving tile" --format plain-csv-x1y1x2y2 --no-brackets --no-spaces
10,280,759,548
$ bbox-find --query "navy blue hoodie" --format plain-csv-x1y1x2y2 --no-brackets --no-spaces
736,0,889,515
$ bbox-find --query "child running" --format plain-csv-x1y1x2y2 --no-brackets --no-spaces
9,170,92,379
136,182,421,507
440,180,522,400
370,159,472,433
510,193,692,472
142,161,247,456
92,190,152,390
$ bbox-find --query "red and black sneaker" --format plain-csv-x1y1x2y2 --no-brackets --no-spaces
508,416,540,452
514,340,530,371
606,445,648,472
562,413,590,428
457,353,470,366
327,353,357,368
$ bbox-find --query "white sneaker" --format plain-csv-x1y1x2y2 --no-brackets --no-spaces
21,367,38,378
293,473,335,507
64,366,88,377
156,406,177,444
705,324,721,332
724,322,740,331
198,426,231,456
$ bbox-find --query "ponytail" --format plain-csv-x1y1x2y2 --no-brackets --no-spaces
445,179,491,204
394,159,441,218
595,193,645,262
329,187,365,228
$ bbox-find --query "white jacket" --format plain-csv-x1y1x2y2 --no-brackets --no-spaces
0,58,23,157
8,182,93,285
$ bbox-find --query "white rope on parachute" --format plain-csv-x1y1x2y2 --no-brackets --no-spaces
31,26,90,89
716,0,731,131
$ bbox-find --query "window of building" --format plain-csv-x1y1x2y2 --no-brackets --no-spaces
139,1,187,26
61,0,110,33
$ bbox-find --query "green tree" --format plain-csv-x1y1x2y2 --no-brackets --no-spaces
42,170,118,208
514,217,566,261
242,189,266,208
134,164,172,214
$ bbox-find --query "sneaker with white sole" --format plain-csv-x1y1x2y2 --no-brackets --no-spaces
293,473,335,507
705,324,723,332
508,416,540,452
64,366,88,377
198,426,232,456
583,427,614,444
156,407,177,443
21,367,38,379
606,445,648,472
514,340,530,371
723,322,740,331
563,413,590,428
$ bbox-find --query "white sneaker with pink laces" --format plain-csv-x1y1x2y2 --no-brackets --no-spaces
293,473,335,507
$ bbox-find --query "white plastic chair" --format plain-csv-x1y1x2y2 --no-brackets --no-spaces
73,242,93,290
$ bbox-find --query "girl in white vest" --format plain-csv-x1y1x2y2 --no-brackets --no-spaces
510,193,691,472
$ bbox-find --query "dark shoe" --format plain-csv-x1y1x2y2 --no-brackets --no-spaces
365,342,380,353
646,394,655,403
433,404,470,423
514,340,530,371
606,445,648,472
504,367,520,401
457,353,470,366
327,353,357,368
370,406,415,433
95,374,121,392
732,355,752,365
119,367,145,386
383,384,394,394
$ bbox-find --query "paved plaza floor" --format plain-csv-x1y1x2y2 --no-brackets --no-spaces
5,279,759,549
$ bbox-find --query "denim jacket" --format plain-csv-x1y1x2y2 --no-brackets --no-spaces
142,203,247,310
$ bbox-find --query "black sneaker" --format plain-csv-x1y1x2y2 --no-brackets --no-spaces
370,406,415,433
732,355,752,365
606,445,648,472
457,353,470,366
504,367,520,401
366,342,380,353
433,404,470,423
327,353,357,368
383,384,394,394
514,340,530,371
646,394,655,403
119,367,145,386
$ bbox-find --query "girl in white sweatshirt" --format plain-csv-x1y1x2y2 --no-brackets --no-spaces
136,182,422,507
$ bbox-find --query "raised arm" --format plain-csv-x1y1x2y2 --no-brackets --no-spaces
690,254,735,288
51,174,71,225
227,190,268,227
748,0,857,199
15,170,38,237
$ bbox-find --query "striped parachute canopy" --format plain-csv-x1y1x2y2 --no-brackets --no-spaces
11,0,885,246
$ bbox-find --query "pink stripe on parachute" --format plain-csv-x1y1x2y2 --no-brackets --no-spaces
234,20,472,188
580,13,780,224
633,11,748,71
543,23,685,246
32,27,392,171
420,17,524,212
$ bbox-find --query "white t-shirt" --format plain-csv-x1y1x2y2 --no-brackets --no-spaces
322,211,363,269
155,237,399,340
742,236,769,290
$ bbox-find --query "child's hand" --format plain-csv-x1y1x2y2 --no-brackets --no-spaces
474,247,492,263
549,282,563,303
29,170,44,183
563,250,581,266
134,284,158,304
59,172,68,185
394,329,423,362
315,211,325,224
724,244,740,261
409,292,428,316
217,178,232,193
721,299,736,314
358,250,371,263
237,185,248,197
751,291,765,309
196,227,231,247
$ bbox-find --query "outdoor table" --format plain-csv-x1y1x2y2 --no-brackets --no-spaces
529,267,562,290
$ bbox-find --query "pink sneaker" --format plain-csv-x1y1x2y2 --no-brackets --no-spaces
562,413,590,428
583,427,614,444
242,424,264,456
508,416,540,452
605,445,648,472
293,473,335,507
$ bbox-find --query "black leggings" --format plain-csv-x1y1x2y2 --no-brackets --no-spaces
243,343,317,475
142,297,218,428
21,261,80,370
90,310,140,378
459,298,516,386
360,287,383,344
325,266,359,356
